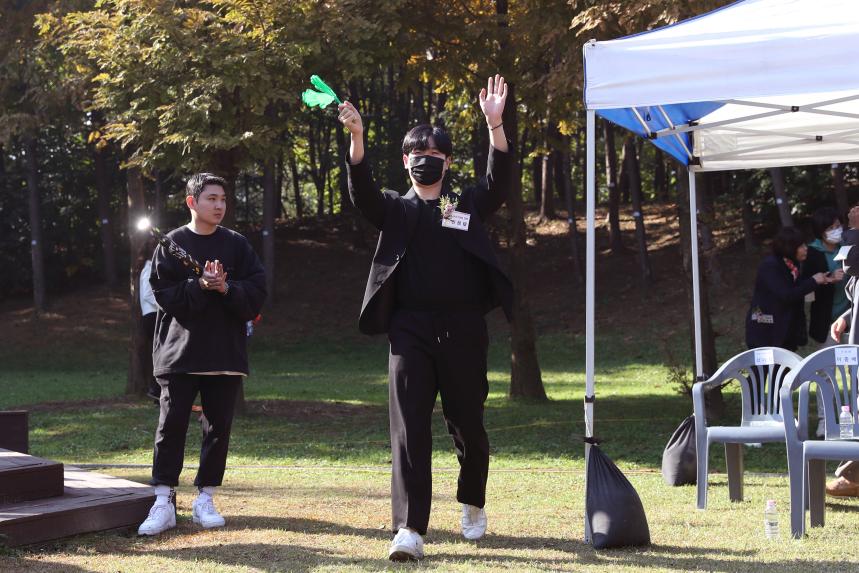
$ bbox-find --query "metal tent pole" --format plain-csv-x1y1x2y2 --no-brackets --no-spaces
584,108,596,544
688,170,704,378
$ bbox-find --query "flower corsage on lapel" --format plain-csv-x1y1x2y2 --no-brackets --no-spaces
438,194,459,220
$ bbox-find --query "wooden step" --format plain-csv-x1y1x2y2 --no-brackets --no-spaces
0,411,28,454
0,450,63,504
0,466,154,547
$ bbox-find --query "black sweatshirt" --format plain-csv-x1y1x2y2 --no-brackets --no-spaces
395,195,490,311
150,226,266,377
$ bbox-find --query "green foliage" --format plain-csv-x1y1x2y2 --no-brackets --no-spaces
0,0,855,300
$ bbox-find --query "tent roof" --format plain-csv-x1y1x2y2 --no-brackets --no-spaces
583,0,859,170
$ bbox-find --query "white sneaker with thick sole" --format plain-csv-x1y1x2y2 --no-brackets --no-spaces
388,528,424,561
461,504,487,540
137,502,176,536
192,496,226,529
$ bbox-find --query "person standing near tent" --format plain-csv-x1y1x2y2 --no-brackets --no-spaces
826,205,859,496
137,173,266,536
746,226,833,351
339,76,513,561
803,207,847,345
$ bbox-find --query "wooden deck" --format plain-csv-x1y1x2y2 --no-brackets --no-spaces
0,449,63,504
0,461,154,547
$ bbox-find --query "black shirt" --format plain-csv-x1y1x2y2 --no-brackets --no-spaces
150,226,266,376
395,195,490,311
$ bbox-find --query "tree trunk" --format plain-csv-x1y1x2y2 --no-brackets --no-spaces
739,173,758,253
154,169,166,221
496,0,546,400
770,167,793,227
212,148,239,229
94,145,118,290
24,136,46,315
653,148,668,202
560,136,583,284
262,158,276,305
126,167,150,396
624,137,651,283
530,154,541,207
288,150,302,219
699,173,723,288
539,117,556,221
603,121,624,253
832,163,848,221
276,155,285,219
677,168,724,416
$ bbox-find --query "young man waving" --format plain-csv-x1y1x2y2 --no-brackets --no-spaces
339,76,513,561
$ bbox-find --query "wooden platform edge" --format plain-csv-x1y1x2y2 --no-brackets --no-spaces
1,493,154,547
0,467,155,548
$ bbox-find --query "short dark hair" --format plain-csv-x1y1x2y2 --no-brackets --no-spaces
402,124,452,157
810,206,841,239
186,173,227,200
772,226,806,260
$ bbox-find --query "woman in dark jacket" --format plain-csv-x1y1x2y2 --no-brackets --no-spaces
802,206,847,343
746,227,831,350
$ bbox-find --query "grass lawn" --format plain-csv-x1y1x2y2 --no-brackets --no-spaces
3,317,858,571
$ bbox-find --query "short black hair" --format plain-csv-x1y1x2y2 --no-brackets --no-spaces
810,206,841,239
186,173,227,200
772,226,806,260
402,124,452,157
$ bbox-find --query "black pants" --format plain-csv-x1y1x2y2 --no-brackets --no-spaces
388,309,490,536
151,373,241,487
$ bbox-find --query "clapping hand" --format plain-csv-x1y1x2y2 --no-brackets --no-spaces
200,260,228,294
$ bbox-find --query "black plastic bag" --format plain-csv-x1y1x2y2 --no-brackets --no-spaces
586,444,651,549
661,415,696,486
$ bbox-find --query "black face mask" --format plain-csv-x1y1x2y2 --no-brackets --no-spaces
408,155,445,186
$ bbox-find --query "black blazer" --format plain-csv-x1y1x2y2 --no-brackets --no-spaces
801,246,835,343
745,255,816,351
346,147,514,335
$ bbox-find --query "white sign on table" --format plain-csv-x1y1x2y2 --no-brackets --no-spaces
754,349,775,366
835,347,858,366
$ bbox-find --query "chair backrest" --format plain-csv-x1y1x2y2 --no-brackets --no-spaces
781,345,859,441
707,347,802,425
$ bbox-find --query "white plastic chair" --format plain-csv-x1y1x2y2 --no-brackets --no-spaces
781,344,859,538
693,347,802,509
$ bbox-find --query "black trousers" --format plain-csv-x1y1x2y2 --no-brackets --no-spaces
388,309,490,536
151,373,241,487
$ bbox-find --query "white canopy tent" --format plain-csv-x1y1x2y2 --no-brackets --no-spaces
582,0,859,543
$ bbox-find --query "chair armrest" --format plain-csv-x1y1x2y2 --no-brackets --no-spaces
780,372,803,451
797,381,812,442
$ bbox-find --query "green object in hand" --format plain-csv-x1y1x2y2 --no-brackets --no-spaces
301,75,341,109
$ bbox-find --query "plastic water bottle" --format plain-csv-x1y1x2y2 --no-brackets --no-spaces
840,406,853,439
764,500,779,539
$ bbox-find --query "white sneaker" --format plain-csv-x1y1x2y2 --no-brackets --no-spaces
461,504,487,540
137,502,176,536
192,496,226,529
388,528,424,561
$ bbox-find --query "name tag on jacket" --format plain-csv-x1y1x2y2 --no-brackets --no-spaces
442,211,470,231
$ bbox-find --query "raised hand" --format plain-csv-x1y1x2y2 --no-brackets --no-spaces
338,101,364,136
479,75,507,126
339,101,366,164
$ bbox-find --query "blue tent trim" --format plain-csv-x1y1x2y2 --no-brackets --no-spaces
597,102,724,164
